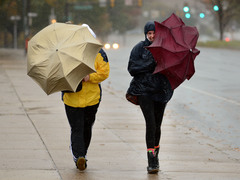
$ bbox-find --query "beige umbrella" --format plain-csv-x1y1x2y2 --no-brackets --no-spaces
27,22,102,95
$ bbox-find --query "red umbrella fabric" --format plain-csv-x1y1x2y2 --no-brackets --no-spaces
146,13,200,89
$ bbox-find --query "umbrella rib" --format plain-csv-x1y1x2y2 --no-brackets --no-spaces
58,26,99,49
61,40,100,49
170,28,189,50
53,23,60,45
57,51,94,77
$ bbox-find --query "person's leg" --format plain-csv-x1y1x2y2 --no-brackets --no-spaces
65,105,85,162
138,96,156,148
83,103,99,155
154,102,166,146
138,95,158,173
153,102,166,168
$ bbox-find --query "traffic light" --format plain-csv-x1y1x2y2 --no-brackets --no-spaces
183,3,190,13
213,5,219,11
110,0,115,8
183,3,191,19
185,13,191,19
199,13,205,19
183,6,189,13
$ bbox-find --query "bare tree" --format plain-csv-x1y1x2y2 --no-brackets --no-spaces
201,0,240,40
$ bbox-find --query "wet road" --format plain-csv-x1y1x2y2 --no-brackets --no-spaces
103,44,240,149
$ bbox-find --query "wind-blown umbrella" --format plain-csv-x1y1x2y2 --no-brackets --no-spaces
27,22,102,95
146,13,200,89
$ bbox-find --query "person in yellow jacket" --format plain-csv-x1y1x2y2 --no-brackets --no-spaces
62,41,110,170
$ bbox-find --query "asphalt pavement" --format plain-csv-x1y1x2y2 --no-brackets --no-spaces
0,48,240,180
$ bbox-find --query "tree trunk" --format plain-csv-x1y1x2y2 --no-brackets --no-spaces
217,1,224,40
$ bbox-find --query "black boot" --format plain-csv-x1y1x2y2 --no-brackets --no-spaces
155,147,160,169
147,151,158,174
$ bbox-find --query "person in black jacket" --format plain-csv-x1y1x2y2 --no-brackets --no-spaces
126,21,173,174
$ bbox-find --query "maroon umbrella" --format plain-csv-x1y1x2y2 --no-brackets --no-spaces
146,13,200,89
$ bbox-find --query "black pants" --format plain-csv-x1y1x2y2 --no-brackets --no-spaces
138,95,166,148
65,103,99,161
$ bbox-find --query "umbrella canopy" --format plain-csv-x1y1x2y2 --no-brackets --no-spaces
27,22,103,95
146,13,200,89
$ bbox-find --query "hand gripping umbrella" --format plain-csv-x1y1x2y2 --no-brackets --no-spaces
27,22,103,95
146,13,200,89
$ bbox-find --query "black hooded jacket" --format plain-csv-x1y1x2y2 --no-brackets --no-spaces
127,22,173,103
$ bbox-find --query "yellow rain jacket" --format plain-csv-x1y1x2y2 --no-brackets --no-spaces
62,49,110,108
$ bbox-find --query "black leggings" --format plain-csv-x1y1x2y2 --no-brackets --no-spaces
65,103,99,160
138,96,166,149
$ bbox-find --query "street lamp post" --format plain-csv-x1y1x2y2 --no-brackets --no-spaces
27,12,38,41
49,8,56,24
28,12,38,27
10,15,21,49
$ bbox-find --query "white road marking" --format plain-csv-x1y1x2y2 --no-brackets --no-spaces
182,85,240,106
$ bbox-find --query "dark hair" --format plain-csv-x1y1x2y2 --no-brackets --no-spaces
144,21,155,35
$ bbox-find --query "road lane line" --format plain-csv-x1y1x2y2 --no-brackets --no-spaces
182,85,240,106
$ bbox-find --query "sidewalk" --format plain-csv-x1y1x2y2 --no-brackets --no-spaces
0,49,239,180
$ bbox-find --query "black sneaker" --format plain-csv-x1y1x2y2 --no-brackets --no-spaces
76,157,87,171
